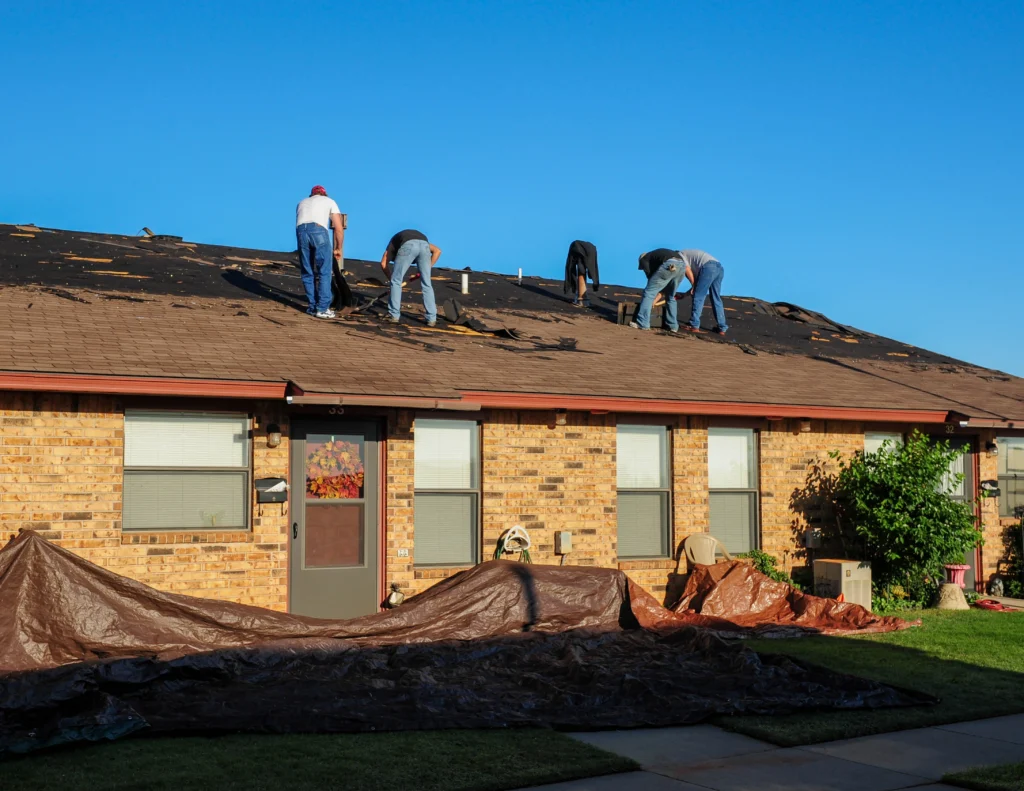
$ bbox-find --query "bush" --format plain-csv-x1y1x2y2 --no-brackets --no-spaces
827,430,981,606
1003,512,1024,599
737,549,802,590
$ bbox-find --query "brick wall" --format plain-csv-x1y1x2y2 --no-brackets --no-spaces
0,392,290,610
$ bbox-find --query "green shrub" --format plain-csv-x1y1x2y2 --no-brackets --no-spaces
737,549,802,590
827,430,981,606
1004,514,1024,599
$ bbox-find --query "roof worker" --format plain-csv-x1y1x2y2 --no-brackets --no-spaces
295,185,345,319
380,229,442,326
630,248,686,332
677,250,728,335
563,240,599,307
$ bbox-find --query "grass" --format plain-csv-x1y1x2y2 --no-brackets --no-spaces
717,609,1024,746
0,729,636,791
945,761,1024,790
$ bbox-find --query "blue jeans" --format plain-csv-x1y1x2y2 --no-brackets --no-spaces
388,239,436,322
689,260,728,331
635,260,686,330
296,222,333,313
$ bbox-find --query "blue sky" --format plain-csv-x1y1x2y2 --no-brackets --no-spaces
2,1,1021,374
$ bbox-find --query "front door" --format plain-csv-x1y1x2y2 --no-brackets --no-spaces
290,420,379,618
936,436,978,590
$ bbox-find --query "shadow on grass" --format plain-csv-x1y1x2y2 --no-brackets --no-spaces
717,610,1024,746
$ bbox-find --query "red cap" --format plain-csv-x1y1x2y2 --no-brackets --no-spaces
310,185,327,196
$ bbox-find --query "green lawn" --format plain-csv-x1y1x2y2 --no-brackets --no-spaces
0,729,636,791
717,609,1024,746
945,761,1024,790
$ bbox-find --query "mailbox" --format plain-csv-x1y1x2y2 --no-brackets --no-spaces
255,477,288,504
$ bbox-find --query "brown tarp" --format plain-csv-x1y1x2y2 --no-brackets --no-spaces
0,532,930,755
674,561,917,637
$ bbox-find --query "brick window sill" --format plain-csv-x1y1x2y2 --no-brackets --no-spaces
122,531,253,545
414,564,474,579
617,558,676,571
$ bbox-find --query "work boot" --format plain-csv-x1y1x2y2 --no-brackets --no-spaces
426,319,437,327
683,325,702,334
383,315,400,324
713,327,727,336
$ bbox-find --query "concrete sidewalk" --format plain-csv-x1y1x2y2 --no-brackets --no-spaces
518,714,1024,790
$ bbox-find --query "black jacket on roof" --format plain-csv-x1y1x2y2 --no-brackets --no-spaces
563,240,600,295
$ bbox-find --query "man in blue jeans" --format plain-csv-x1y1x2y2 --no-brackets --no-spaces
630,249,729,335
295,185,345,319
380,229,442,326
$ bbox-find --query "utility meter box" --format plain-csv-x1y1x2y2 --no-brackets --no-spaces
814,559,872,612
554,531,572,555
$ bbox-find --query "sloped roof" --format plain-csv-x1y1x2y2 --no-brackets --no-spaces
1,223,1021,423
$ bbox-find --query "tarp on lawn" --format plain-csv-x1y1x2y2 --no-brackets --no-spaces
0,531,930,755
674,560,916,637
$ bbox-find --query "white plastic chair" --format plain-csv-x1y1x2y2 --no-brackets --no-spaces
677,533,733,573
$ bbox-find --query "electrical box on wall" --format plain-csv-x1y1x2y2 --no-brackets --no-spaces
555,531,572,555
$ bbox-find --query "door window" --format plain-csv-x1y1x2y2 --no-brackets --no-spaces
303,434,366,567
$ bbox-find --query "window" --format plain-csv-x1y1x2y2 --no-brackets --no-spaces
123,412,250,530
617,425,670,558
414,419,479,565
708,428,758,554
864,431,903,454
998,437,1024,517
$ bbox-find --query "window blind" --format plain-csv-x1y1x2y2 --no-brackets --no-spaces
709,491,755,554
414,493,477,565
708,428,754,489
999,438,1024,476
617,492,669,558
617,425,668,489
940,451,966,498
414,420,477,489
125,412,249,468
864,432,903,455
124,471,247,530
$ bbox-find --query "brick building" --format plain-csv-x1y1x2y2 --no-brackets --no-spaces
2,224,1022,615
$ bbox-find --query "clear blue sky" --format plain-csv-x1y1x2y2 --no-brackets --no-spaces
2,1,1021,374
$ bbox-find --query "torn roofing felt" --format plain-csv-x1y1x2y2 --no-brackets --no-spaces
1,222,1022,418
0,532,931,755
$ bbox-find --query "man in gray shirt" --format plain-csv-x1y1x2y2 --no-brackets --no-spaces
678,249,728,335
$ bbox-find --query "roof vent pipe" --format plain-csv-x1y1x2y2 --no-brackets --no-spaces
517,267,522,285
461,273,469,295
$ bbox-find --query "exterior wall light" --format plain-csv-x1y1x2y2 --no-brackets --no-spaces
799,419,812,433
986,441,999,456
554,410,568,426
266,424,282,448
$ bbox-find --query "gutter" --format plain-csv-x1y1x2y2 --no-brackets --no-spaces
458,390,953,423
286,394,482,411
0,371,288,399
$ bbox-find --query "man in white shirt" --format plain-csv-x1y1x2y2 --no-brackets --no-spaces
295,186,345,318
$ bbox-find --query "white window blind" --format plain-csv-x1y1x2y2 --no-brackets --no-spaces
864,432,903,455
125,412,249,467
617,492,669,557
998,437,1024,517
617,425,668,489
708,428,758,555
414,420,477,489
940,451,967,498
123,412,250,531
414,494,478,565
708,428,754,489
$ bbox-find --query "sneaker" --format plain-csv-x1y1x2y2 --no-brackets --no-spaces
315,309,336,319
666,327,679,334
383,315,400,324
426,319,437,327
628,321,648,331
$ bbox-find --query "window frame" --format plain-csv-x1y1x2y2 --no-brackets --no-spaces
616,423,672,560
122,409,252,532
412,418,482,567
707,426,760,554
864,431,904,455
997,436,1024,518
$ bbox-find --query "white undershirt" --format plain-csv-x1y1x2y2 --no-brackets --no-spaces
295,195,341,229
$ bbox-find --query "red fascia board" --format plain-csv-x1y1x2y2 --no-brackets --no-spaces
0,371,287,399
459,390,952,423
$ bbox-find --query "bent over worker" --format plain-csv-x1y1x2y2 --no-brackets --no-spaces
630,248,686,331
380,229,441,326
677,249,728,335
563,240,599,307
295,185,345,319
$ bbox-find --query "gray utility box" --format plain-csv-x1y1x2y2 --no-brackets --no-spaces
814,559,872,612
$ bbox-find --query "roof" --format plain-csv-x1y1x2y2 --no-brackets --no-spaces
1,223,1022,424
